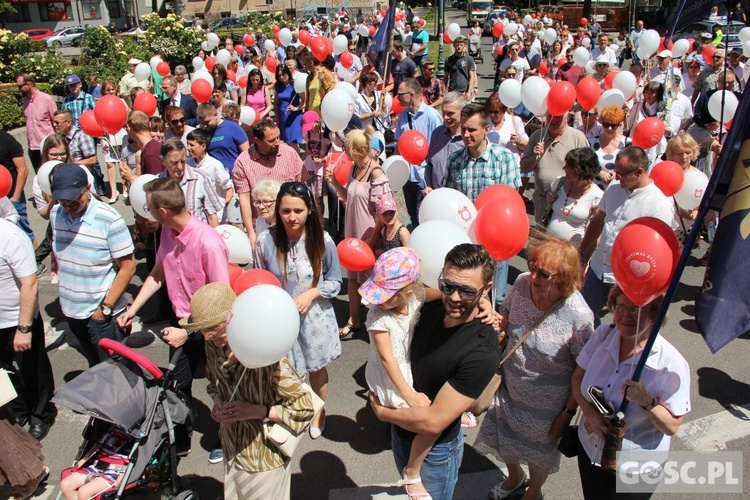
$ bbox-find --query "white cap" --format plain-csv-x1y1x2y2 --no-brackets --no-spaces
657,50,672,58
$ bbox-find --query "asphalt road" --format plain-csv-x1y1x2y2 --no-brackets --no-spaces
5,8,750,500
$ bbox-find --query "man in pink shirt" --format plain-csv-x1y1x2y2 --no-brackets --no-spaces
232,120,307,247
17,73,57,172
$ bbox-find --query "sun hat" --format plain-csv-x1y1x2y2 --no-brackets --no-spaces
358,247,420,305
375,192,397,214
51,163,88,201
128,58,142,66
302,110,319,133
657,49,672,58
179,283,237,331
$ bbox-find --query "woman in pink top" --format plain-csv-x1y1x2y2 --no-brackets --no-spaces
244,69,271,121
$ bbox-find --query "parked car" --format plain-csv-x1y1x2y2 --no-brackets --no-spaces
211,18,248,44
671,20,741,52
23,28,53,41
45,26,85,48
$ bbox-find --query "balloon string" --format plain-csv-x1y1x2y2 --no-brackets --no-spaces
229,367,248,403
101,136,122,162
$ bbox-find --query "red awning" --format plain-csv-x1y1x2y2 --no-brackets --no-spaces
9,0,70,4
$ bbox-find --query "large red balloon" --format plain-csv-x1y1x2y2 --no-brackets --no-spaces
329,152,353,186
611,217,680,306
340,51,354,69
233,269,282,295
272,24,280,33
235,44,245,55
547,81,576,116
94,95,128,135
0,167,11,199
604,70,619,90
228,263,243,289
265,56,278,73
226,69,237,83
576,78,601,111
475,184,525,213
443,31,453,44
311,36,332,62
368,26,376,37
298,29,311,46
237,76,248,89
538,61,549,76
631,118,665,149
79,110,105,138
191,79,213,103
156,61,170,77
492,22,504,38
649,161,685,197
204,56,217,72
134,92,157,116
337,238,376,271
581,17,588,25
398,130,429,165
244,34,256,47
558,57,566,68
702,44,715,62
474,201,530,261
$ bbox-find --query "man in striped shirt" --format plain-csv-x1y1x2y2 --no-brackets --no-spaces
50,164,135,366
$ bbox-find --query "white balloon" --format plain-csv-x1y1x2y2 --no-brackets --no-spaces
407,220,472,289
582,37,591,47
264,39,276,52
193,69,215,89
333,34,348,55
523,14,532,25
215,224,253,265
598,88,625,109
674,168,709,210
207,32,220,48
358,25,369,37
192,56,204,71
636,45,653,60
447,23,461,40
239,106,256,126
708,90,739,123
216,48,231,68
613,71,637,100
383,92,393,112
741,27,750,43
201,41,214,52
227,285,300,369
382,155,410,190
321,88,354,132
573,46,590,67
744,40,750,58
37,160,61,196
278,28,293,46
521,76,550,116
419,188,478,232
671,38,690,58
334,81,358,101
149,55,163,70
498,78,522,108
134,62,151,82
543,27,557,45
639,29,660,56
505,22,518,36
293,73,307,94
129,174,158,221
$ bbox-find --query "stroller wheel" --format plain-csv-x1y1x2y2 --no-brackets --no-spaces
161,487,199,500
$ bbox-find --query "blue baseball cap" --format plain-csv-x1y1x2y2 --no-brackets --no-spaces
370,136,384,152
52,163,88,201
64,74,81,85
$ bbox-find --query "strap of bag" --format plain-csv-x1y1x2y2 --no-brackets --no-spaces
496,298,564,373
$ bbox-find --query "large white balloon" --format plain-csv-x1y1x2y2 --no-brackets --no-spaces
498,78,522,108
523,14,532,25
674,169,709,210
149,55,163,70
293,73,307,94
407,220,472,289
741,27,750,43
37,160,61,196
581,37,591,47
333,34,348,55
193,68,215,89
201,41,213,53
639,29,660,56
278,28,293,46
505,22,518,36
521,76,549,116
192,56,204,71
215,224,253,265
129,174,158,221
226,285,300,369
321,88,354,132
264,39,276,53
134,62,151,82
613,71,637,100
206,32,220,48
334,81,358,101
543,27,557,45
743,40,750,58
671,38,690,58
636,45,653,60
447,23,461,40
573,46,590,67
419,188,478,232
598,88,625,109
216,48,231,68
382,155,410,190
358,24,369,37
708,90,739,122
239,106,256,126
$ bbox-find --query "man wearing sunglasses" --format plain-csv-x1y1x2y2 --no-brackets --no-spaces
164,106,195,147
158,75,199,126
578,146,677,326
555,48,583,84
370,244,502,500
691,48,739,104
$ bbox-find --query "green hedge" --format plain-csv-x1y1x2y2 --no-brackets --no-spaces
0,82,55,131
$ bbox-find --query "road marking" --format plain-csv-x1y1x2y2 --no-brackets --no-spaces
677,403,750,450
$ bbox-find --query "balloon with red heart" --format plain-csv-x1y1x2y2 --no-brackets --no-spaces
649,161,685,197
79,110,105,138
398,130,429,165
156,61,170,77
191,78,213,103
94,95,128,135
134,92,157,116
233,269,283,295
311,36,332,62
340,51,354,69
631,117,665,149
473,198,530,261
611,217,680,306
337,238,376,271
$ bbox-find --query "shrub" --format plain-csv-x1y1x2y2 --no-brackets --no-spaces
78,25,150,85
142,12,204,67
238,12,289,37
0,30,66,85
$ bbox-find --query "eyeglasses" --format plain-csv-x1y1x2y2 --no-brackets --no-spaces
614,303,641,315
252,199,276,208
53,119,69,125
712,55,724,60
709,129,720,136
615,166,639,178
566,54,574,58
602,121,619,129
528,262,558,281
437,273,483,301
397,91,412,96
170,117,186,125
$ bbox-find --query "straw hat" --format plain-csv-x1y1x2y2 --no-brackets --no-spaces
178,283,236,331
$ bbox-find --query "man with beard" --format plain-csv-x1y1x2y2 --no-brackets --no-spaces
370,244,502,500
17,74,56,173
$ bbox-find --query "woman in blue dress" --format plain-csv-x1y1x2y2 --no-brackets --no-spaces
254,181,342,439
273,66,304,152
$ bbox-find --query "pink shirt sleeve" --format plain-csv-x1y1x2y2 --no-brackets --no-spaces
232,155,251,194
201,232,230,284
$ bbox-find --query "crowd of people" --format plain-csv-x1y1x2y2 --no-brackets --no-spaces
3,3,737,498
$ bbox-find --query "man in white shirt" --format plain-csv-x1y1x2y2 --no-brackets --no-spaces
590,34,617,64
727,47,746,90
649,50,685,92
630,20,645,61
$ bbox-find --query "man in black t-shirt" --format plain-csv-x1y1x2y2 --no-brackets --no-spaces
444,36,477,101
371,244,502,500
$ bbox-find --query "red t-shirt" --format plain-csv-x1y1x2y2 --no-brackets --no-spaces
141,140,163,176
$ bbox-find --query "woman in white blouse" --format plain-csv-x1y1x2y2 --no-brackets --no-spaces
484,91,528,161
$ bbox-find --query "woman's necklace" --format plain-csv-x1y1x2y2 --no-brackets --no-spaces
354,158,372,182
562,180,589,216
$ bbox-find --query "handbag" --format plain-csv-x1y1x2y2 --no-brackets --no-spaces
557,410,581,458
538,177,564,228
470,298,564,415
0,368,18,407
263,381,324,458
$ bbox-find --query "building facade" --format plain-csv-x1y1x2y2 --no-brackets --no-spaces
7,0,152,32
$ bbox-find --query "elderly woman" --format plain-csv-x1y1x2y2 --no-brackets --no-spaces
476,238,595,500
590,105,628,189
572,285,690,499
174,65,191,94
665,133,709,245
184,283,314,498
627,81,668,165
251,178,281,235
546,148,603,248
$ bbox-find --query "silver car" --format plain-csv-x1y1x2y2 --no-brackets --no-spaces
45,26,85,48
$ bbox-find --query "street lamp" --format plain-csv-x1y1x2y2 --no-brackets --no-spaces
437,0,445,78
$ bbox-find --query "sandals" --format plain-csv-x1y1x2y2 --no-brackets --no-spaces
488,472,529,500
461,411,479,428
339,322,359,338
398,469,432,500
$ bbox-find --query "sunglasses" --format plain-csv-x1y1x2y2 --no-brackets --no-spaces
602,121,619,129
170,117,186,125
280,181,311,200
529,262,558,281
437,274,483,301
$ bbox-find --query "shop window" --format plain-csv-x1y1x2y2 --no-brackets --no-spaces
39,2,73,21
82,0,102,20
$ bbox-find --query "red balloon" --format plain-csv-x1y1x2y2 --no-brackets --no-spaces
311,36,332,62
226,69,237,83
298,29,311,46
133,92,157,116
205,56,217,72
228,263,243,289
493,22,504,38
265,56,278,73
340,51,354,69
544,77,554,86
558,57,566,68
233,269,282,295
94,95,127,134
398,130,429,165
237,76,248,89
474,201,530,261
156,61,170,77
235,44,245,55
496,44,504,56
547,81,576,116
337,238,376,271
191,79,213,103
79,110,105,138
538,61,549,76
702,44,715,62
611,217,680,306
419,19,426,28
390,97,405,115
475,184,525,213
581,17,588,25
272,24,280,33
396,12,405,21
631,117,665,149
576,78,601,111
274,32,280,46
603,70,619,90
368,26,377,37
329,152,353,186
244,34,256,47
649,161,685,197
0,167,11,199
443,31,453,44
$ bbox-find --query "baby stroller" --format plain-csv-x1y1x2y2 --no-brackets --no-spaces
469,34,484,64
52,338,195,500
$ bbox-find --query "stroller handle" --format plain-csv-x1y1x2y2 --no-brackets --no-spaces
99,338,164,381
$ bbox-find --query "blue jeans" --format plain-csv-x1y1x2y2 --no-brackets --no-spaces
391,426,464,500
11,198,34,240
493,259,509,308
403,180,425,229
68,312,128,367
580,271,613,328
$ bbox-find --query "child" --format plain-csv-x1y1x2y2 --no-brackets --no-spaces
148,116,165,142
186,128,234,223
60,427,134,500
374,192,409,257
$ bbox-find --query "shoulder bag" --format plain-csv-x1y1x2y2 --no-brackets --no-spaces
539,177,564,228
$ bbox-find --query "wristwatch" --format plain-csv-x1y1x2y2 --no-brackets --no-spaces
641,398,657,412
100,302,113,317
17,325,31,334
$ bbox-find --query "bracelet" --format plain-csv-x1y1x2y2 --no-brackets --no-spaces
563,406,576,416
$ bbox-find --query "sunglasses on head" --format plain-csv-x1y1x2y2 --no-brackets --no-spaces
280,181,311,200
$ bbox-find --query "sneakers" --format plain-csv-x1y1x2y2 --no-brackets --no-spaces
36,263,47,278
208,448,223,464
